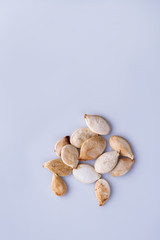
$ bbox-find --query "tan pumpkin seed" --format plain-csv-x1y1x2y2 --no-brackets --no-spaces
84,114,111,135
43,159,72,176
110,157,135,177
73,164,101,184
95,179,111,206
70,127,97,148
54,136,70,157
61,144,79,168
79,135,106,160
51,174,67,196
109,136,134,159
95,151,119,174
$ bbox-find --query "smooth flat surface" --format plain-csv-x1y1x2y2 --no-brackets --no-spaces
0,1,160,240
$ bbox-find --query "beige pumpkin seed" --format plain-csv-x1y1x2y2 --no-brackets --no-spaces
61,144,79,168
95,151,119,174
109,136,134,159
70,127,97,148
95,179,111,206
84,114,111,135
110,157,135,177
79,135,106,160
54,136,70,157
73,164,101,184
43,159,72,176
51,174,67,196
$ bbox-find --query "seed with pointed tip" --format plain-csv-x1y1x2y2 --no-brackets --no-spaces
54,136,70,157
43,159,72,176
61,144,79,168
95,151,119,174
70,127,97,148
73,164,101,184
51,174,67,196
109,136,134,159
110,157,135,177
84,114,111,135
95,179,111,206
79,135,106,160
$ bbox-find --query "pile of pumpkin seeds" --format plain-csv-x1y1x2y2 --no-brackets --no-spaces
43,114,135,206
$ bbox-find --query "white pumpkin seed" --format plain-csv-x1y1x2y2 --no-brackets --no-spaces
95,151,119,174
61,144,79,168
73,164,101,184
79,135,106,160
70,127,97,148
51,174,67,196
84,114,111,135
110,157,135,177
95,179,111,206
109,136,134,159
54,136,70,157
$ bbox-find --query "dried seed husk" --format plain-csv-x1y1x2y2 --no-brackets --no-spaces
61,144,79,168
54,136,70,157
110,157,135,177
70,127,97,148
95,179,111,206
84,114,111,135
95,151,119,174
73,164,101,184
51,174,67,196
43,159,72,176
79,135,106,160
109,136,134,159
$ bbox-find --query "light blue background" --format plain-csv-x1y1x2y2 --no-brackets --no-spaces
0,1,160,240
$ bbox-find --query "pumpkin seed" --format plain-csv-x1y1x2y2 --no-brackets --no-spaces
73,164,101,184
79,135,106,160
84,114,111,135
95,151,119,174
110,157,135,177
109,135,134,159
61,144,79,168
95,179,111,206
43,158,72,176
51,174,67,196
54,136,70,157
70,127,97,148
